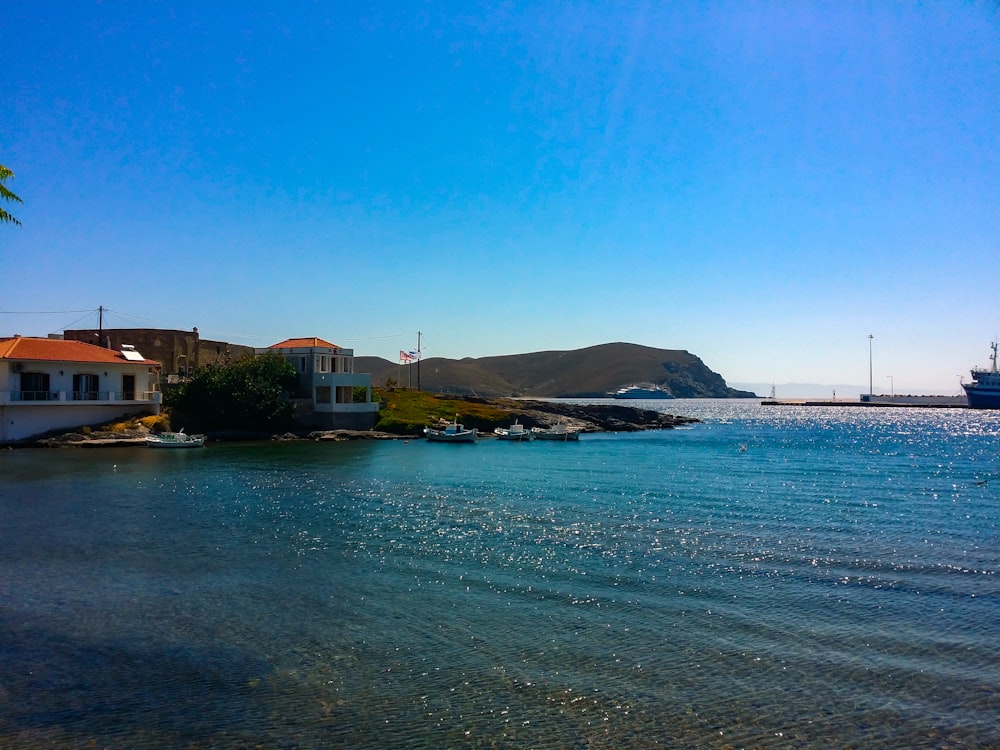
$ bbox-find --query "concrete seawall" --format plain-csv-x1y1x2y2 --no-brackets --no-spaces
762,396,967,408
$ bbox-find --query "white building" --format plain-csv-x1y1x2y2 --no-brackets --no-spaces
0,336,161,443
259,337,380,430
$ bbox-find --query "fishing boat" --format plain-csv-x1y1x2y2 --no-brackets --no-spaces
145,429,205,448
494,420,533,441
962,342,1000,409
531,420,580,441
610,384,675,399
424,418,478,443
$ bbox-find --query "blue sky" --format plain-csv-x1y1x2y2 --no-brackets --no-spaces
2,2,997,393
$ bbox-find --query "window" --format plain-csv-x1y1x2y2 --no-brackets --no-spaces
20,372,50,401
316,386,332,404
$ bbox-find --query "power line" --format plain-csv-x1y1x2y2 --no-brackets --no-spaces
0,308,94,315
3,306,420,348
341,331,419,342
56,309,101,333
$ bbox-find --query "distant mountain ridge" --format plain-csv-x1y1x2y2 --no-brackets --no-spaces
357,342,755,398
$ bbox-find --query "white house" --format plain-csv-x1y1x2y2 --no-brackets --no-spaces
0,336,161,443
258,337,380,430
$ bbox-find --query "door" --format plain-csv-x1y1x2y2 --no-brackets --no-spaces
122,374,135,400
73,373,100,400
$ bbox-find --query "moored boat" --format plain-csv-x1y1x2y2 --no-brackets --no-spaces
610,384,675,399
962,342,1000,409
494,420,533,441
424,418,478,443
531,420,581,441
145,429,205,448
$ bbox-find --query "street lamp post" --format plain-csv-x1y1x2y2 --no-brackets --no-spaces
868,334,874,398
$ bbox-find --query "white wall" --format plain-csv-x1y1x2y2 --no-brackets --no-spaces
0,361,160,443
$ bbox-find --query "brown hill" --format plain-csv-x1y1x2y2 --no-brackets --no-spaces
356,342,754,398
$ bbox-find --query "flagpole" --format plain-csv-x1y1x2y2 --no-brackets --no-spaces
417,331,422,391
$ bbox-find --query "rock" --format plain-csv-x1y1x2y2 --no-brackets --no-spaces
489,398,699,432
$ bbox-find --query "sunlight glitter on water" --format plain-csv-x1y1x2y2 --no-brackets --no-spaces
1,401,998,747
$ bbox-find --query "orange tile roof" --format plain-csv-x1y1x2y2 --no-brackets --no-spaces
0,336,159,366
268,337,341,349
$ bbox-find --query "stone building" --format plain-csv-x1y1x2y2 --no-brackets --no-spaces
63,327,256,384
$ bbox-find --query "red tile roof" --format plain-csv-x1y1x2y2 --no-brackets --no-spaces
268,337,341,349
0,336,159,366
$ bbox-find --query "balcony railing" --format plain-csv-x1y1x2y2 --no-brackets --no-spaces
7,390,59,402
0,391,159,404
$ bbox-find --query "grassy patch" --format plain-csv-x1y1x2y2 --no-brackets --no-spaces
140,414,171,432
374,388,512,434
86,413,170,435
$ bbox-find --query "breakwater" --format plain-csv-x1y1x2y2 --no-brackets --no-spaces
762,395,967,408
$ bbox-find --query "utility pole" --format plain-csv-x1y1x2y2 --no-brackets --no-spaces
98,305,105,347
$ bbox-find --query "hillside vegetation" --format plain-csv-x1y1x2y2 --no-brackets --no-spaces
359,342,753,398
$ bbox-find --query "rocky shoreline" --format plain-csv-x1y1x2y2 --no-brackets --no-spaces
24,398,698,447
485,398,698,433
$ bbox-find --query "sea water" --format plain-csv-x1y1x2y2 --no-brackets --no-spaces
1,400,998,748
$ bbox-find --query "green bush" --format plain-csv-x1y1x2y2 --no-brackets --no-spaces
166,353,298,432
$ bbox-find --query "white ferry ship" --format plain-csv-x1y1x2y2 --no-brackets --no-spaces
962,342,1000,409
610,384,675,400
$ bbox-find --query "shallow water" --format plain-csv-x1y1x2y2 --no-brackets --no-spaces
1,400,998,747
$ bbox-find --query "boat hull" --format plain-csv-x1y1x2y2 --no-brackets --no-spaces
425,432,477,443
962,385,1000,409
532,430,580,441
145,433,205,448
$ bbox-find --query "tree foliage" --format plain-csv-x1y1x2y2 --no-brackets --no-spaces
0,164,23,226
165,353,299,432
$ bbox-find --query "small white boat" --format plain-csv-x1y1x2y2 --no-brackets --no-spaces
424,418,478,443
494,420,533,441
145,429,205,449
531,420,580,441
